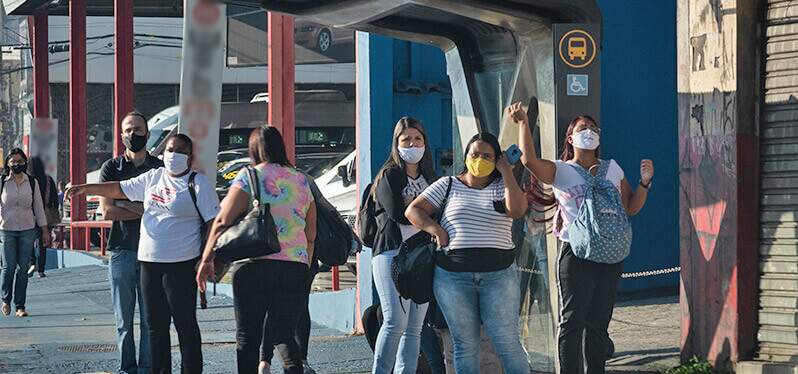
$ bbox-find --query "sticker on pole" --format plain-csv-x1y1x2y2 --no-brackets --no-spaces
567,74,588,96
559,29,597,69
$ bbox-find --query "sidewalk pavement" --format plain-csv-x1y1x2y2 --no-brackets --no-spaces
0,264,679,373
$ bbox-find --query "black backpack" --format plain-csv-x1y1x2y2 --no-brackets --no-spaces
391,177,453,304
306,174,362,266
357,183,382,248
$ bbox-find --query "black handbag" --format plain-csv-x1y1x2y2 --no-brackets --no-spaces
391,177,453,304
213,166,281,263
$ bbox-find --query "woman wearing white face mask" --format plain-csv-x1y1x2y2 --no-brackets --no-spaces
507,102,654,374
67,134,220,374
369,117,437,374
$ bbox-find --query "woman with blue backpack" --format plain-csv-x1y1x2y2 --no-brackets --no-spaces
507,101,654,374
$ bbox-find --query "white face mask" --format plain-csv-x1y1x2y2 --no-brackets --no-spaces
398,146,425,165
163,151,189,175
571,129,600,150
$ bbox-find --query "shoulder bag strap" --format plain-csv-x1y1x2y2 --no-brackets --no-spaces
187,171,204,224
437,177,454,224
246,166,261,208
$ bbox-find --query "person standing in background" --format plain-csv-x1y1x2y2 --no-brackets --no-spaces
98,112,163,374
0,148,50,318
26,156,59,278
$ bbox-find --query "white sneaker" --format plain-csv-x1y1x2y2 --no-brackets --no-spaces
27,265,36,277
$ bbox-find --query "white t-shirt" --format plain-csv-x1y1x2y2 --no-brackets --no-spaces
419,177,514,251
399,175,429,241
552,159,625,242
120,168,220,263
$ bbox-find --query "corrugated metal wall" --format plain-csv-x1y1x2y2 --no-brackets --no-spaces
758,0,798,361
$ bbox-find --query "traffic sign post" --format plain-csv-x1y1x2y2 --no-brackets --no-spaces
553,24,601,152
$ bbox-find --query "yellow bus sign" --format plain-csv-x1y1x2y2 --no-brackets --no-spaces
559,29,596,68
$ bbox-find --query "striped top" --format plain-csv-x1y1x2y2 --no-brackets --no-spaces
419,176,514,251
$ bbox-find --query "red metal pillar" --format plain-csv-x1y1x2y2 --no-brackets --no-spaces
69,0,87,250
114,0,134,157
31,8,49,118
267,12,295,163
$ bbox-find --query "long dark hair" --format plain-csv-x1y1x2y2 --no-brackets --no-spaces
460,132,503,181
371,117,436,196
28,156,49,203
528,114,602,223
3,148,28,177
249,125,292,167
559,115,601,162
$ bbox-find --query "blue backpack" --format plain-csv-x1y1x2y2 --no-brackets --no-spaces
568,161,632,264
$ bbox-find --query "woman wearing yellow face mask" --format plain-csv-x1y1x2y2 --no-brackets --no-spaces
405,132,529,374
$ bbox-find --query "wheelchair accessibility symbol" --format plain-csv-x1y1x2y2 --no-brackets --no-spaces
567,74,588,96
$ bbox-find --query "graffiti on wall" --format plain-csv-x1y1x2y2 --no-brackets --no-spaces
678,0,742,368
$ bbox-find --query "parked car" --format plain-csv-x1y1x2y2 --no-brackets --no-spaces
294,20,354,53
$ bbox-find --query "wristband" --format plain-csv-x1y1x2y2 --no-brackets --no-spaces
640,180,652,189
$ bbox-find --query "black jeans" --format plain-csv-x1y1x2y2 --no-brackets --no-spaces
233,259,309,374
261,262,319,364
557,243,623,374
140,258,203,374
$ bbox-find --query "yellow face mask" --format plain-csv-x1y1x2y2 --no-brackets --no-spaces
466,157,495,178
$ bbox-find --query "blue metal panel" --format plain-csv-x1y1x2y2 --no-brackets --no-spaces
597,0,678,291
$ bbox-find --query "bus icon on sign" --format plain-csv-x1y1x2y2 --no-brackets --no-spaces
558,29,597,68
568,37,587,61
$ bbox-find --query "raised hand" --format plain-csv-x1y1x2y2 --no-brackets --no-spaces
64,185,86,200
505,102,529,125
640,159,654,184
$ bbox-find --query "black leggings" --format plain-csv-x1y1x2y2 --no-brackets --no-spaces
140,258,203,374
232,260,309,374
557,243,622,374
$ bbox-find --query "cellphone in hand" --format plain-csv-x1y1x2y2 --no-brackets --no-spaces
505,144,523,165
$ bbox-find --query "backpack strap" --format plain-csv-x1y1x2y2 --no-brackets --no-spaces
29,176,35,209
569,160,610,187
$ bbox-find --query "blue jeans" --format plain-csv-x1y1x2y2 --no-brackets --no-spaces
372,249,429,374
0,229,36,310
109,250,150,374
433,265,529,374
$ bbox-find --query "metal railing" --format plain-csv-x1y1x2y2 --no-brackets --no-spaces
69,220,113,256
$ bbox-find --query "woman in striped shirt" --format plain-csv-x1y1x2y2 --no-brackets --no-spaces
406,132,529,374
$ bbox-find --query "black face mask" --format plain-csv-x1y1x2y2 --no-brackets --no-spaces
10,164,26,174
123,133,148,153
